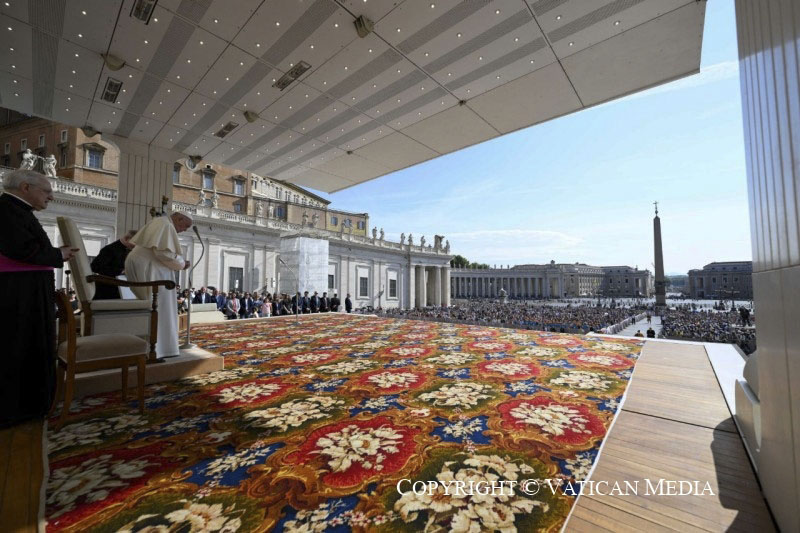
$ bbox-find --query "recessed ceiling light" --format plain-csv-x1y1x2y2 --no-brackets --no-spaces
143,39,148,44
167,88,171,92
568,41,574,46
69,84,73,88
71,69,76,74
256,43,261,47
225,77,229,80
424,52,429,57
78,33,83,38
368,48,372,53
334,23,338,28
177,75,181,79
309,44,314,49
213,90,217,94
7,27,11,31
153,17,157,22
239,61,244,65
478,56,482,61
396,99,400,103
213,18,218,23
14,92,18,96
81,10,86,15
530,59,534,63
344,66,348,70
200,40,204,45
187,59,191,63
430,3,435,8
466,89,470,93
65,108,69,111
495,9,500,14
372,83,376,88
457,32,462,38
12,79,16,83
420,86,424,90
74,53,79,57
257,91,261,95
556,15,561,20
447,72,451,76
496,75,500,79
323,81,327,84
614,20,620,26
514,37,519,42
136,58,140,62
11,64,15,68
396,27,401,32
397,69,401,73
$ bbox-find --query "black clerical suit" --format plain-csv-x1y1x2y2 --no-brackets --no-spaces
330,296,340,312
0,193,65,428
345,296,353,313
90,239,130,299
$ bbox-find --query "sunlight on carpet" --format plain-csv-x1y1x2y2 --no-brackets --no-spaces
45,314,644,532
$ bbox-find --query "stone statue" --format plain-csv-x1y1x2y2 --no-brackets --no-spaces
198,189,206,205
20,149,37,170
379,228,384,241
445,240,450,253
434,235,443,250
302,211,309,226
43,154,57,177
211,190,219,208
499,288,508,304
420,235,426,247
400,233,405,244
311,213,319,228
256,201,263,216
408,233,413,245
268,204,274,218
372,227,378,239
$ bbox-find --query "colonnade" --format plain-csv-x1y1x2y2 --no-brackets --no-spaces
450,275,563,299
411,265,450,308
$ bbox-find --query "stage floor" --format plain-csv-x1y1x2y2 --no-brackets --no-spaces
0,314,770,531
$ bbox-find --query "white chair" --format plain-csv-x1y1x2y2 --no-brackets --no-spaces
57,216,175,361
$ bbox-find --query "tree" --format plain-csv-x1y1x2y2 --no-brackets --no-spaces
451,254,469,268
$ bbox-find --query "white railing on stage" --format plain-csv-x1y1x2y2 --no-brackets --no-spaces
172,201,450,256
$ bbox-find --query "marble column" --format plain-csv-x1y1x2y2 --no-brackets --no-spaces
415,265,425,309
407,263,416,309
441,266,450,307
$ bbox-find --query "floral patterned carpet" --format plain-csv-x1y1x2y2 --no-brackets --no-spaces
46,314,644,532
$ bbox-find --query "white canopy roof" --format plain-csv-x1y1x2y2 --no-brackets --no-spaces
0,0,705,192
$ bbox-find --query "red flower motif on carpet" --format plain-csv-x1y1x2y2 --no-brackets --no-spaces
497,397,606,446
286,416,420,488
379,345,436,359
281,350,344,366
477,359,540,379
398,332,436,341
466,340,514,352
355,368,428,393
46,442,176,529
322,335,366,345
244,338,289,349
206,378,293,408
567,351,634,370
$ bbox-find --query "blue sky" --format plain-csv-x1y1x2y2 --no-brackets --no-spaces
316,0,749,275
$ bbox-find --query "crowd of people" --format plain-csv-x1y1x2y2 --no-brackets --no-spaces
376,301,642,333
659,306,756,353
177,286,354,319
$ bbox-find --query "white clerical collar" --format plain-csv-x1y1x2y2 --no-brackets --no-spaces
2,192,33,208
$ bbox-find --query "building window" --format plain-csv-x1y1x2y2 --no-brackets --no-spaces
328,274,335,289
204,198,213,208
202,170,214,189
357,221,365,230
275,206,285,218
21,138,27,151
60,129,68,143
234,204,242,213
389,279,397,298
3,142,9,155
172,163,181,184
86,148,103,169
233,179,244,195
331,216,338,226
359,276,369,298
38,134,45,147
60,148,67,168
1,155,9,167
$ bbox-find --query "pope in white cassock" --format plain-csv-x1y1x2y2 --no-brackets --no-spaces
125,212,193,358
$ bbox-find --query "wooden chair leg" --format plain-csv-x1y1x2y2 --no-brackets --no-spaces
57,369,75,431
137,355,146,414
121,366,128,401
49,363,65,417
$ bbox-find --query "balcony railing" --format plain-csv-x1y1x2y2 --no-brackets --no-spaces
0,169,118,202
172,200,449,256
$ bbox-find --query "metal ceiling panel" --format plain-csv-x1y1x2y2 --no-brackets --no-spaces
401,103,497,154
354,131,439,169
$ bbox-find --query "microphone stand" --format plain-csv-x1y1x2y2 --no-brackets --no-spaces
278,257,300,324
180,225,206,349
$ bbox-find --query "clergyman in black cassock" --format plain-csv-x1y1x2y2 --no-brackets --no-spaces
0,171,75,428
90,230,136,300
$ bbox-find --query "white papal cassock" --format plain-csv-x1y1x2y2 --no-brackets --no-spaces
125,216,186,358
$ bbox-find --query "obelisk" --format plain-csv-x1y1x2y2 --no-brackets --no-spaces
653,202,666,306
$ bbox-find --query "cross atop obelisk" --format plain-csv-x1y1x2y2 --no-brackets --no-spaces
653,202,666,306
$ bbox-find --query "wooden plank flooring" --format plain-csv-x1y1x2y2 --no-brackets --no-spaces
565,341,774,532
0,419,44,533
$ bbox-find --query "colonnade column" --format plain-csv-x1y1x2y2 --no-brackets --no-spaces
441,267,450,307
407,263,416,309
433,267,442,306
415,265,426,309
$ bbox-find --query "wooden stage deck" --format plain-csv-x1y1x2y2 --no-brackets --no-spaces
0,340,774,532
565,341,775,532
